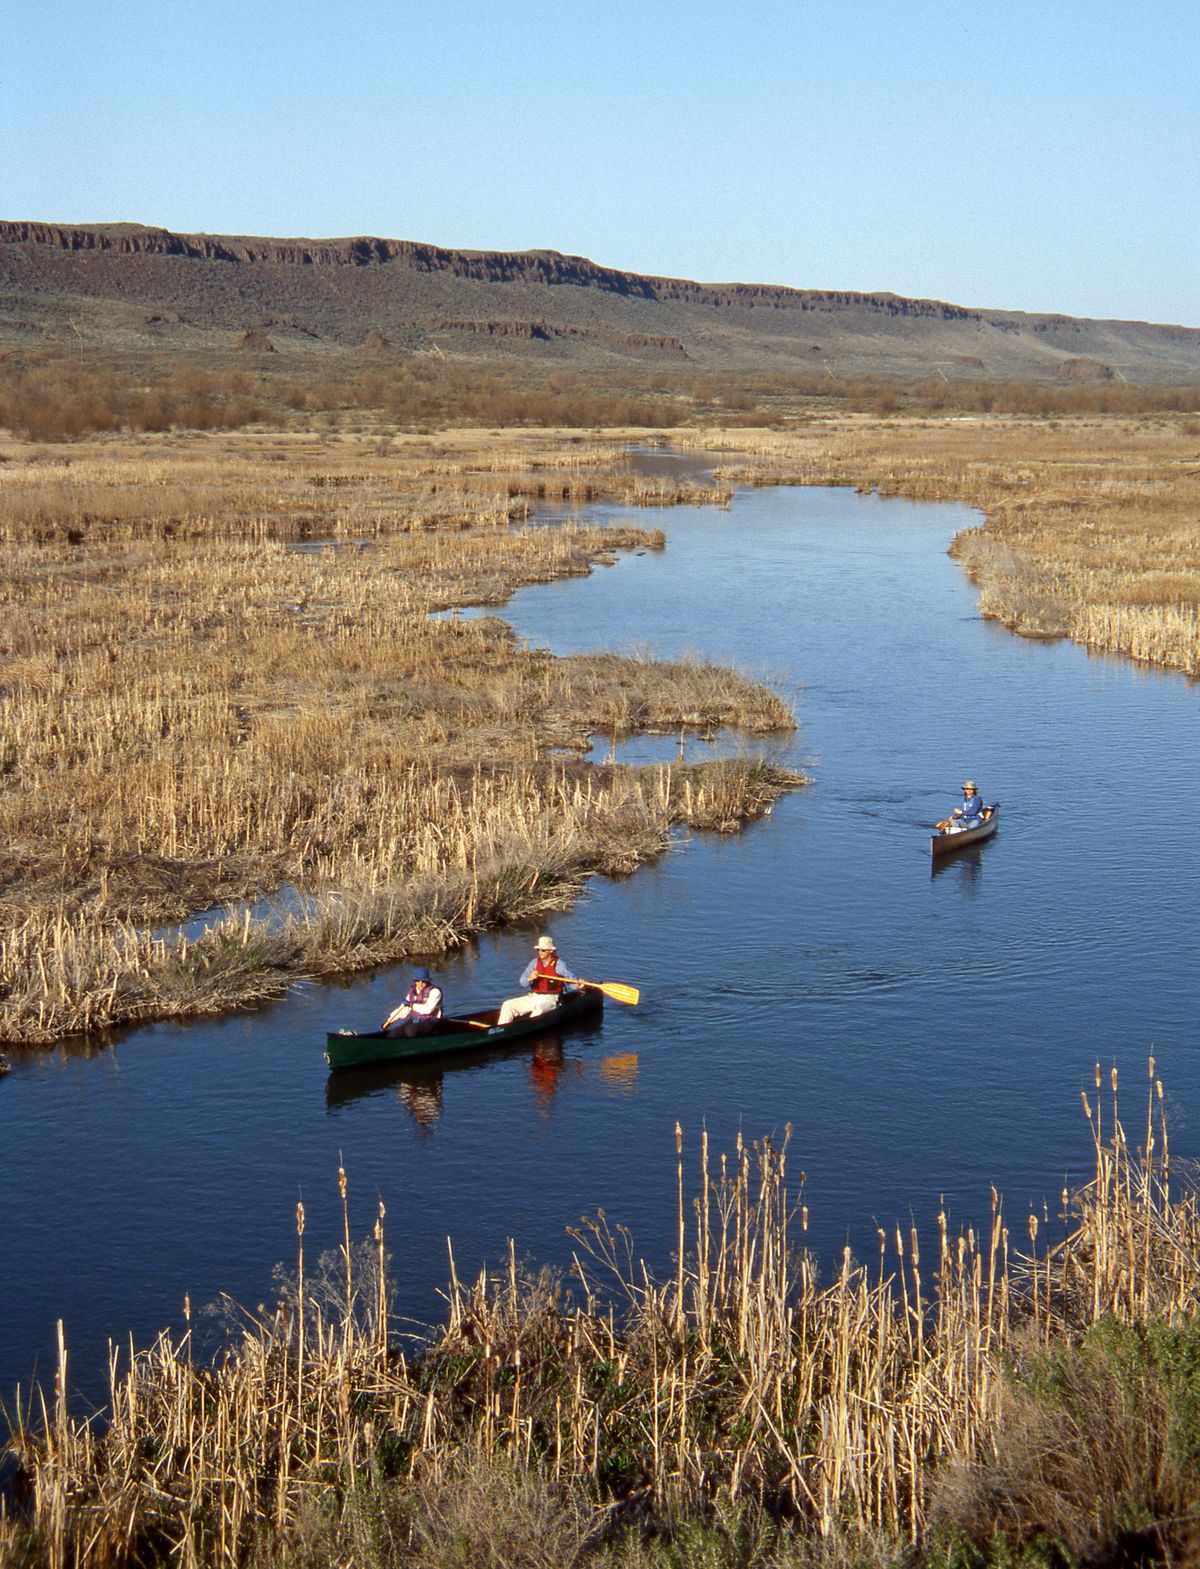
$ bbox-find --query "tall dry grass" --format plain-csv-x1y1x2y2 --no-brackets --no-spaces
3,1063,1194,1569
0,429,794,1043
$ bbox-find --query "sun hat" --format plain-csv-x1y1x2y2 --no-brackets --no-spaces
963,781,976,791
413,965,432,982
536,935,556,951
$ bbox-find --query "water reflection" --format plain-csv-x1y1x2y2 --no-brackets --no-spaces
930,843,987,891
323,1017,604,1129
396,1074,443,1134
598,1052,640,1091
528,1039,584,1113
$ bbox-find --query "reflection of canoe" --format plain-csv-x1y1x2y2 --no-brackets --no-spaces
324,988,603,1072
930,804,1000,858
324,1017,602,1111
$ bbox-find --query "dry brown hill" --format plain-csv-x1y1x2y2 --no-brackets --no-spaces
3,221,1199,382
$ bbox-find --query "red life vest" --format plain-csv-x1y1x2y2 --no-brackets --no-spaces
530,957,565,995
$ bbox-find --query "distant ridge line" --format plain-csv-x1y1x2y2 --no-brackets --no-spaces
0,220,982,321
4,220,1199,377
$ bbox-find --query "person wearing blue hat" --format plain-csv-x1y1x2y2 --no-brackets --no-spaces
381,966,444,1038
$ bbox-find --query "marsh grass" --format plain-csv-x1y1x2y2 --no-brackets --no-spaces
0,429,795,1043
6,408,1196,1044
4,1064,1196,1569
0,758,797,1042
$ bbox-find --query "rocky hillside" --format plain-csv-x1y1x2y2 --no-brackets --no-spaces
2,221,1198,382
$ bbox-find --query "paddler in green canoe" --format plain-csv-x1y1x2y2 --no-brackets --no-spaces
497,934,580,1026
381,967,444,1038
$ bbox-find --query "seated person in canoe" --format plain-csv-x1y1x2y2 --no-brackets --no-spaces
937,780,989,834
497,934,579,1025
381,967,444,1037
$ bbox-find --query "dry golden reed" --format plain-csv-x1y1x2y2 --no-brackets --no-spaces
0,428,795,1044
2,1064,1191,1568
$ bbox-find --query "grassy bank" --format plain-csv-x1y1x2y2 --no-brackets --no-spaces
4,1064,1198,1568
672,415,1200,677
0,428,798,1045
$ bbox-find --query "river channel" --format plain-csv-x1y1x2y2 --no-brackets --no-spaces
4,465,1199,1407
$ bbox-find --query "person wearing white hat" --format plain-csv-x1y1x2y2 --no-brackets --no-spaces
497,935,580,1026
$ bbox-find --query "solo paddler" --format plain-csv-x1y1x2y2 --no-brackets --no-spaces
938,780,987,834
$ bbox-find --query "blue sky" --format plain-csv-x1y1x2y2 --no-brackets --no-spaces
6,0,1198,325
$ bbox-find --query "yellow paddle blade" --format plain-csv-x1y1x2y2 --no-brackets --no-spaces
582,979,639,1006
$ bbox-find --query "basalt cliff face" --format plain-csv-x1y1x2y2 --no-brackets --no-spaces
2,221,1197,381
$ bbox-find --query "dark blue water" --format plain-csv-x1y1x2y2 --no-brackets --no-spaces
4,477,1197,1407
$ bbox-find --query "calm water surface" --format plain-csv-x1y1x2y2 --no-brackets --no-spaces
5,474,1198,1404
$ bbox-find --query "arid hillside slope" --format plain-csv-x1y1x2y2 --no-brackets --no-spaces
3,220,1199,381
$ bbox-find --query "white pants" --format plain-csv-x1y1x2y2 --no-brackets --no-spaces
497,993,560,1027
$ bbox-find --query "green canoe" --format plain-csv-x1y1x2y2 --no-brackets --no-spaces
324,988,603,1072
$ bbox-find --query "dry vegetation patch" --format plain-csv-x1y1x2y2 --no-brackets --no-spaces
4,1066,1197,1569
3,407,1195,1042
0,428,796,1044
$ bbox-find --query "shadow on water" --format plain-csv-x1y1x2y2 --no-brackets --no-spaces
930,842,989,892
324,1016,607,1123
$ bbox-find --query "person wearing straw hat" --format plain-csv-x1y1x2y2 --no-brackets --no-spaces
940,780,986,834
381,966,444,1038
497,934,580,1026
